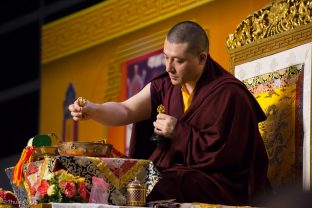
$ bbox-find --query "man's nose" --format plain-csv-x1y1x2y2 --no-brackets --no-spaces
166,60,174,72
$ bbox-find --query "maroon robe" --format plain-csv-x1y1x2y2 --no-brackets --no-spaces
129,56,271,206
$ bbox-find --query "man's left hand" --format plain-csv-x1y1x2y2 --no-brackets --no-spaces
153,113,177,138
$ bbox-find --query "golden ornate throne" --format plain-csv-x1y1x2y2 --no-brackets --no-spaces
227,0,312,190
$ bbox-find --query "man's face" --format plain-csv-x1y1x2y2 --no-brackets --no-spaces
163,39,203,86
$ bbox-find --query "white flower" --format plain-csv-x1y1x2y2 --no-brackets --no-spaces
47,184,56,196
43,173,55,181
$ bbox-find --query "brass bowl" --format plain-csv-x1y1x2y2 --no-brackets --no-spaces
58,142,112,157
31,146,59,161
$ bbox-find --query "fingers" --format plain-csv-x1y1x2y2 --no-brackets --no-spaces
153,121,164,131
153,121,169,137
153,120,171,135
68,98,89,121
153,126,163,135
71,110,83,121
68,101,81,112
153,120,163,136
153,114,177,138
156,113,167,120
69,106,83,121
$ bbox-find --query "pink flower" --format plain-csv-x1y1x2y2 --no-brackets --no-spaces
78,182,89,202
37,180,50,199
58,181,67,191
60,181,76,198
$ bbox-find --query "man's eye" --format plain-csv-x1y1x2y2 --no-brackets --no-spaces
176,59,184,63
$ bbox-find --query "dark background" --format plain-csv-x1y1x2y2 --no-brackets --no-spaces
0,0,104,190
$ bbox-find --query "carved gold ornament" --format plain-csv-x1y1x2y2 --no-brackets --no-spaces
157,104,166,114
226,0,312,50
77,97,87,107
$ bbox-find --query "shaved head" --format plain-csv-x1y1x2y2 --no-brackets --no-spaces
166,21,209,55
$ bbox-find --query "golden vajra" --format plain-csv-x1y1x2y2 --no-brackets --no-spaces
150,104,167,143
77,97,87,107
157,104,165,113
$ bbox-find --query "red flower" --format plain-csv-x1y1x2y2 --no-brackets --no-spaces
37,180,50,199
61,182,76,198
78,182,89,202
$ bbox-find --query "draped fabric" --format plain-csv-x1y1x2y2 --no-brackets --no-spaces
6,156,160,207
129,56,271,206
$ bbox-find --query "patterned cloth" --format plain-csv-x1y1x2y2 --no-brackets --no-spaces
241,64,304,189
50,156,160,205
6,156,160,207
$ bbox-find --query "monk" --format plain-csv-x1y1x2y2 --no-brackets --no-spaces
69,21,271,206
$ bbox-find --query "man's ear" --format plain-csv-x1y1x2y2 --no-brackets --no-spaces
199,52,208,65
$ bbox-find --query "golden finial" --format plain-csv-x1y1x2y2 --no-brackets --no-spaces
77,97,87,107
150,104,167,143
157,104,165,113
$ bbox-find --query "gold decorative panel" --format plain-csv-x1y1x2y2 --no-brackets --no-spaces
226,0,312,50
228,23,312,72
103,63,121,102
42,0,214,64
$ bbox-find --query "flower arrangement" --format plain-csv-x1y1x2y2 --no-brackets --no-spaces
0,188,19,208
34,169,89,203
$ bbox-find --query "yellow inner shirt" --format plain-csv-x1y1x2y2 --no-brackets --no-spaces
181,84,194,112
